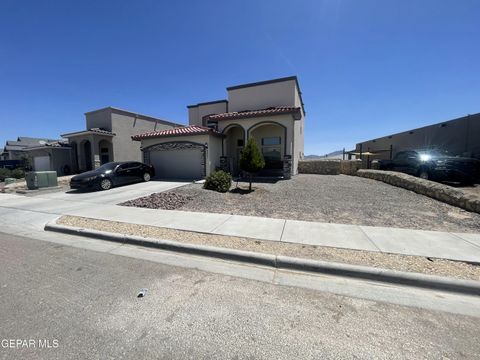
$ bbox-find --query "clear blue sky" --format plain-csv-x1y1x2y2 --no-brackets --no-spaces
1,0,479,155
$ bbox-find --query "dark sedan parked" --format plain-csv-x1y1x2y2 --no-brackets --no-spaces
70,161,155,191
378,150,480,185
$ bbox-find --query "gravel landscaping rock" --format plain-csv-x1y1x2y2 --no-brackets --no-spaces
120,192,194,210
57,215,480,281
161,174,480,233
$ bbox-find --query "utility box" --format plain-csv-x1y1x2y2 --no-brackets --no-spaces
25,171,58,190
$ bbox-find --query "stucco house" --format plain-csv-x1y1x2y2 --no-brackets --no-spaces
24,140,72,174
1,137,60,161
132,76,305,179
61,107,181,173
1,137,69,171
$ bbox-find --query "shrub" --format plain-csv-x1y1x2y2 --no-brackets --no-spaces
203,170,232,193
10,168,25,179
239,138,265,191
0,168,11,182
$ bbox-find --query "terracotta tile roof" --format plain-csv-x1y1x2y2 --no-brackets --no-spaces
89,128,115,135
61,128,116,137
44,140,70,148
204,106,302,121
132,125,222,140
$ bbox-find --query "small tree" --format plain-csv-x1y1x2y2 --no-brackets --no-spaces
20,154,32,171
239,138,265,191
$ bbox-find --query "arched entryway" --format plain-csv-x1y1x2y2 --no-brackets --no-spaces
248,122,286,171
98,139,113,165
222,124,245,175
81,140,93,171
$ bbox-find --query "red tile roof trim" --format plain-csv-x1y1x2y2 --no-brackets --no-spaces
204,106,302,121
132,125,222,140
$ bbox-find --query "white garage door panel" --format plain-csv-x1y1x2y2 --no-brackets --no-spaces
34,156,50,171
150,149,203,179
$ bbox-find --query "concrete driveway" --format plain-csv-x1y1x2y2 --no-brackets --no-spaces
0,180,188,226
31,180,189,205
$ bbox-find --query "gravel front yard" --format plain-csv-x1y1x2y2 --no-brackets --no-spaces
150,174,480,233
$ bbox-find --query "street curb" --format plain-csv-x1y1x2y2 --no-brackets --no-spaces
44,222,276,267
45,222,480,296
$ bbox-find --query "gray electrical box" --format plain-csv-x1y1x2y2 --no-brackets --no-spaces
25,171,58,190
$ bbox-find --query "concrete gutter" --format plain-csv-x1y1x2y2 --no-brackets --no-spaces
45,221,480,296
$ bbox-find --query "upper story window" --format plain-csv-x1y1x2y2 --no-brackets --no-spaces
206,120,218,131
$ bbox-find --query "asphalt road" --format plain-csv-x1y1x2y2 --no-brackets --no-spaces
0,233,479,359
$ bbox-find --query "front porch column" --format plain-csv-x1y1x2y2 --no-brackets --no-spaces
92,136,101,169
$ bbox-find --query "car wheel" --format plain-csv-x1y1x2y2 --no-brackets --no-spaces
143,172,151,182
418,169,429,180
99,178,113,190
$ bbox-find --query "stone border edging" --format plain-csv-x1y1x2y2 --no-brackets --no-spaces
357,169,480,214
45,221,480,296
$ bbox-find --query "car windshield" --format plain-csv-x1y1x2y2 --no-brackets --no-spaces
417,150,449,160
97,162,119,171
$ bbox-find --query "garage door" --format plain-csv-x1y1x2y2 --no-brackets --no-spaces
149,148,203,180
33,156,50,171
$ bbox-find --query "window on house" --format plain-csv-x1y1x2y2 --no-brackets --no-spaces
237,139,244,147
206,120,218,131
261,137,282,162
261,137,281,146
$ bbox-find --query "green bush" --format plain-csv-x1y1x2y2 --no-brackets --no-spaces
0,168,11,182
10,168,25,179
203,170,232,193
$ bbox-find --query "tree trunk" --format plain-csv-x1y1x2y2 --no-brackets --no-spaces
249,173,252,191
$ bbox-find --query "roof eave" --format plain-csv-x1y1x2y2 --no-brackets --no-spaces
132,131,224,141
208,109,302,122
61,130,116,137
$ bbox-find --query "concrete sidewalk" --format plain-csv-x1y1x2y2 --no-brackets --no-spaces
2,192,480,262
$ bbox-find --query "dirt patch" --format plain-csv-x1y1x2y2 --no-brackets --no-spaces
57,215,480,281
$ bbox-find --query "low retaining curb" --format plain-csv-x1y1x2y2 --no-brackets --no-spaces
357,169,480,214
45,221,480,296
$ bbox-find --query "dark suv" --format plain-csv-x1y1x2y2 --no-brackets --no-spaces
378,150,480,184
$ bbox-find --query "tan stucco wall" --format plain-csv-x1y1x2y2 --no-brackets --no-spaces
111,112,176,163
227,79,297,112
188,102,228,126
86,108,113,131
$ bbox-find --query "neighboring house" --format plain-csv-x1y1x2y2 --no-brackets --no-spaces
356,112,480,161
1,137,59,160
25,141,73,175
61,107,182,172
132,76,305,179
